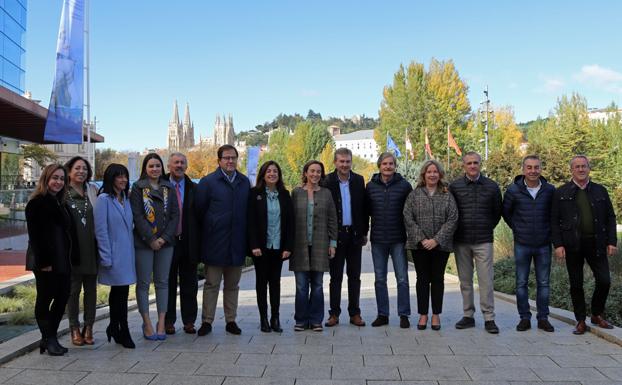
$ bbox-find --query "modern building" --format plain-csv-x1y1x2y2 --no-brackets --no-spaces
167,100,195,153
1,0,26,94
333,129,378,161
1,1,103,187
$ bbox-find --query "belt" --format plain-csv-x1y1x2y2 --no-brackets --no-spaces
340,226,352,233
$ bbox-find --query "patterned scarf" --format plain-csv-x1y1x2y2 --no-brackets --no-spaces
142,186,168,234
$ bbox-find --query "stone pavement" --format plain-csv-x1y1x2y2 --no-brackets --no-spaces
1,246,622,385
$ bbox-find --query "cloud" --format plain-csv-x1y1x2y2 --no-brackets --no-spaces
534,76,565,94
574,64,622,93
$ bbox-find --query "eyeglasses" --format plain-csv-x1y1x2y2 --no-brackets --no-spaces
220,156,238,161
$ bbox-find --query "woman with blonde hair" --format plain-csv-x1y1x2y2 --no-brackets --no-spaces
25,164,75,356
403,160,458,330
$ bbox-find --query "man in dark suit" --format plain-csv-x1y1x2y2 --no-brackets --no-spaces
323,148,368,327
164,152,199,334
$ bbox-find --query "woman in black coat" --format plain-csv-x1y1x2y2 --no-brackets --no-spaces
247,161,295,333
25,164,75,356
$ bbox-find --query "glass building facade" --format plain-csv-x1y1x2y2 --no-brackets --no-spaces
0,0,27,94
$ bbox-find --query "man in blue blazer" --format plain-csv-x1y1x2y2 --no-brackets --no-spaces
195,145,250,336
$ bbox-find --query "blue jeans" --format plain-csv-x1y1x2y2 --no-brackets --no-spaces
294,271,324,326
514,243,551,320
371,243,411,317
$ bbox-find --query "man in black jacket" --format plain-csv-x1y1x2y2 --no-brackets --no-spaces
323,148,368,327
366,152,413,328
449,151,502,334
502,155,556,332
164,152,199,335
551,155,618,335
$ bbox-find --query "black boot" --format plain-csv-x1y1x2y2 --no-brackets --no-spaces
41,337,65,356
119,322,136,349
106,322,120,344
270,315,283,333
260,316,271,333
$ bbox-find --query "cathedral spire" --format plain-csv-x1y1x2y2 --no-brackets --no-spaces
171,100,180,125
183,102,191,125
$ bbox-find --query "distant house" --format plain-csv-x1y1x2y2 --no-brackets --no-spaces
587,108,622,123
333,129,378,161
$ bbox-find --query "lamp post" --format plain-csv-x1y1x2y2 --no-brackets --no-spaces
480,86,492,160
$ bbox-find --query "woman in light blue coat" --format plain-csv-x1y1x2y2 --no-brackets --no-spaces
94,164,136,349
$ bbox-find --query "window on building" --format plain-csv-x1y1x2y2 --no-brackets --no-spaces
53,144,63,152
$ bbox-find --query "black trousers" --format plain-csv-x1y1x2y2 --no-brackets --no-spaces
108,285,129,326
411,248,450,315
253,248,284,318
565,237,611,321
329,229,362,317
34,271,70,339
165,242,198,325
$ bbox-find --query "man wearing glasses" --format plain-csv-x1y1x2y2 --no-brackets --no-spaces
195,145,250,336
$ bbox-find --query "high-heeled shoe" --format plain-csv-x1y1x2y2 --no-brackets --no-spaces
431,314,441,330
156,322,166,341
40,337,65,356
70,326,84,346
106,323,118,343
260,316,271,333
82,325,94,345
142,324,157,341
417,315,428,330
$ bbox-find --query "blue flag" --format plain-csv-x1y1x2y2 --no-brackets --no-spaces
246,146,260,186
387,134,402,157
44,0,85,144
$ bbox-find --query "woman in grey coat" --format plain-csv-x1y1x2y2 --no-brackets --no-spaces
130,153,179,341
403,160,458,330
290,160,338,332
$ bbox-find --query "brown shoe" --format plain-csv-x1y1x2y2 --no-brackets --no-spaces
82,325,94,345
165,323,176,335
183,323,196,334
350,314,366,327
573,320,587,335
325,314,339,327
71,326,84,346
590,315,614,329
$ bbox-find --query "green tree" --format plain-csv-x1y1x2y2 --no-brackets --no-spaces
21,144,58,168
377,58,470,166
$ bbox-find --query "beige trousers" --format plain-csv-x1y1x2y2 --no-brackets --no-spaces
201,265,243,324
454,242,496,321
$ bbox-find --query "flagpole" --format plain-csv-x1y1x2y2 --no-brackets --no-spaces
84,0,92,167
447,124,450,172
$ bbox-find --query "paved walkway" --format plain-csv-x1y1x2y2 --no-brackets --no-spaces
1,246,622,385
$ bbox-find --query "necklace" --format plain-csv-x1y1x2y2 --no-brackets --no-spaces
66,188,89,227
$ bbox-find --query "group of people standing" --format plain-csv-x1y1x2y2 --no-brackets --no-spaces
24,143,617,356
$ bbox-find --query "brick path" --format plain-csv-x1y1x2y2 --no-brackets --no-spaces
0,250,28,283
1,246,622,385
